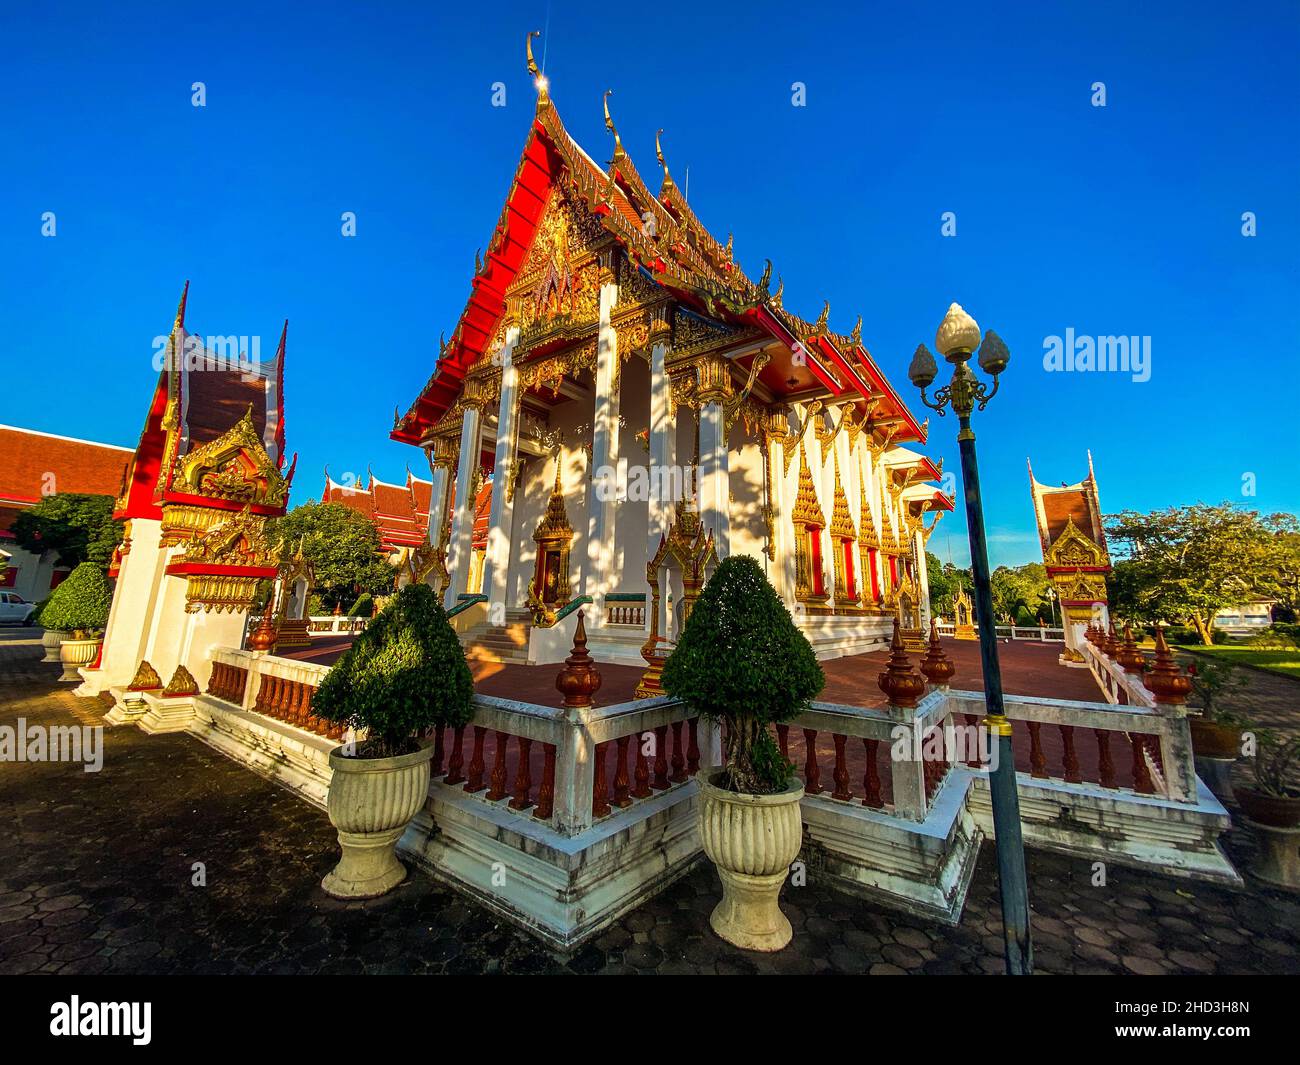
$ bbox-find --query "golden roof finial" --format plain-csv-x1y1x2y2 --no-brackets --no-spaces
757,259,772,295
655,128,675,193
526,31,548,98
772,276,784,310
815,300,830,332
851,315,862,347
724,233,734,261
603,89,624,161
174,279,190,333
475,248,483,274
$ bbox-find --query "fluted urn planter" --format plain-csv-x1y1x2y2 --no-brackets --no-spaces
58,637,101,682
322,742,435,899
1189,716,1241,760
42,629,70,663
698,771,805,951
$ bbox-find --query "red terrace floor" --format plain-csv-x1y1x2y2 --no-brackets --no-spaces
281,634,1150,799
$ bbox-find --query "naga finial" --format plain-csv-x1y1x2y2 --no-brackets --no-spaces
815,300,830,332
851,315,862,346
772,276,784,309
655,128,675,192
526,31,548,100
757,259,772,295
603,89,624,160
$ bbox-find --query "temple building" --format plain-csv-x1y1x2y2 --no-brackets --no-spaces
75,283,295,709
390,48,952,666
1028,452,1111,665
0,425,133,601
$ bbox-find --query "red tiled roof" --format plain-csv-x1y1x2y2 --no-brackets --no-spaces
0,426,132,529
322,473,433,551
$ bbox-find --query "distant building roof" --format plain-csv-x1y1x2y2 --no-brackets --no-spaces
0,424,133,531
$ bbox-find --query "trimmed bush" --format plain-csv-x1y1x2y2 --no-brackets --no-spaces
348,592,374,618
38,563,112,636
311,583,473,758
662,555,824,794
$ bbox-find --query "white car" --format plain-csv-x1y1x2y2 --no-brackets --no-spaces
0,591,37,625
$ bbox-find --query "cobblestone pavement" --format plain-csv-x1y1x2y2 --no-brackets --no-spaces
1,632,1298,976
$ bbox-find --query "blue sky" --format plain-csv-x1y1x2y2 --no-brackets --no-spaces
2,1,1297,568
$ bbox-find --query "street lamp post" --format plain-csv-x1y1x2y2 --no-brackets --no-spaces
908,303,1033,976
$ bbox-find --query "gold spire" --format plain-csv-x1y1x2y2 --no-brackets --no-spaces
815,300,830,333
655,128,675,193
526,30,548,101
772,276,784,310
174,279,190,333
757,259,772,295
603,89,624,161
851,315,862,347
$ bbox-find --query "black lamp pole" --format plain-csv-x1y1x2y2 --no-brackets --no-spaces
909,305,1033,976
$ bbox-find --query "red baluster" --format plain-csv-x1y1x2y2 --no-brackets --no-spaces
1131,733,1154,794
486,731,508,801
670,721,687,783
533,743,556,820
1059,724,1082,784
687,718,701,776
832,733,852,801
509,736,534,810
465,726,487,792
632,731,651,798
1027,721,1047,778
862,738,883,808
592,741,611,817
1095,729,1116,788
652,725,669,790
432,725,446,776
612,735,632,807
802,729,822,794
445,725,466,785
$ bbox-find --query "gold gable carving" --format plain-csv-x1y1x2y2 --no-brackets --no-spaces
1045,517,1107,569
173,405,288,509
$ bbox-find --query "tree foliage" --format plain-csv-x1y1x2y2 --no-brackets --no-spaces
1105,503,1291,645
661,555,824,794
925,552,973,617
265,502,395,612
38,562,112,635
12,494,122,569
311,583,474,757
989,563,1053,624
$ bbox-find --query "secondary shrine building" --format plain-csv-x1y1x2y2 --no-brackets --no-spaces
391,70,952,667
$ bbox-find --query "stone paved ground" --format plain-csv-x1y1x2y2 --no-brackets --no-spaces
1,631,1298,976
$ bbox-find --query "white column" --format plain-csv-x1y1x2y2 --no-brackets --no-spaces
585,259,620,620
483,329,520,614
445,404,483,609
698,400,730,557
426,462,450,549
766,428,788,598
914,527,932,631
646,335,675,572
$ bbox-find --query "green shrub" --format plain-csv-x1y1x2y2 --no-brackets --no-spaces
1014,605,1037,628
311,583,473,757
661,555,824,793
38,563,112,636
1165,624,1227,645
348,592,374,618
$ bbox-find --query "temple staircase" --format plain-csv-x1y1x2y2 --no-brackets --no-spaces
461,609,532,666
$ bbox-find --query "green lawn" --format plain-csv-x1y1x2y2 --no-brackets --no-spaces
1177,645,1300,681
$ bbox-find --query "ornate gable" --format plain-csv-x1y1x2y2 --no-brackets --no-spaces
1045,517,1108,570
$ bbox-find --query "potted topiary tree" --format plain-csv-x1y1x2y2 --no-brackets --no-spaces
39,563,112,681
661,554,824,951
311,582,474,899
32,598,69,662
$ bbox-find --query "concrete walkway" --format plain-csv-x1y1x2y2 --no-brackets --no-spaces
1,631,1297,975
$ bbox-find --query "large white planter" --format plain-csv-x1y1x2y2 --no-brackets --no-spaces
58,637,101,682
698,771,805,952
322,742,435,899
42,630,70,663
